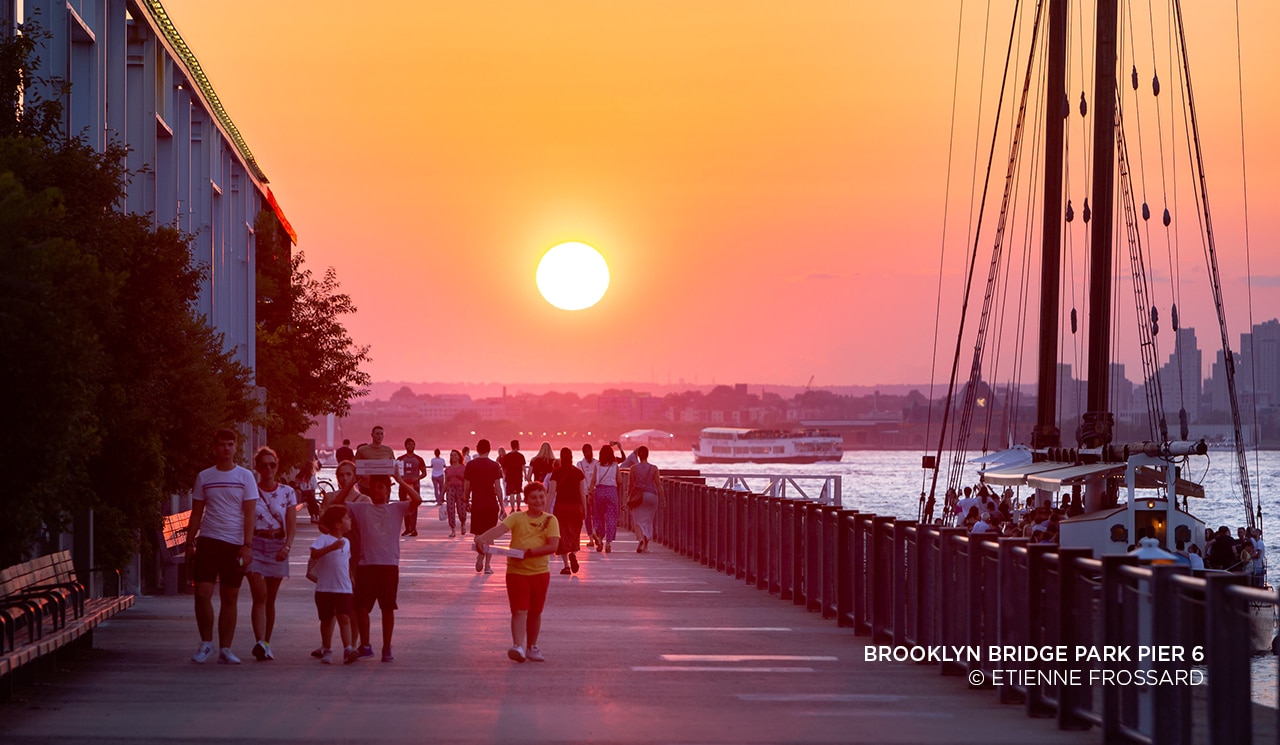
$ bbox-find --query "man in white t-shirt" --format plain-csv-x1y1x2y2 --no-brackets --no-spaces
186,428,258,665
332,474,422,662
429,449,448,505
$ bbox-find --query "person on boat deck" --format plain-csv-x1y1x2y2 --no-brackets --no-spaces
962,506,980,531
1207,526,1236,570
1187,543,1206,570
970,512,993,535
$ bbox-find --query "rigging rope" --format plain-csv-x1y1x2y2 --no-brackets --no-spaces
922,0,973,522
931,0,1039,523
1232,0,1263,525
1171,0,1255,528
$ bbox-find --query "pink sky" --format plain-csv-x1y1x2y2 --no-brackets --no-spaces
160,1,1280,388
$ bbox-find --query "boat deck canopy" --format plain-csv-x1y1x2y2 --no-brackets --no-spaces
1024,463,1125,491
979,462,1073,487
981,461,1205,497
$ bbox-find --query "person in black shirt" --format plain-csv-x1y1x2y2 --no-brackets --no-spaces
501,440,527,511
464,439,504,573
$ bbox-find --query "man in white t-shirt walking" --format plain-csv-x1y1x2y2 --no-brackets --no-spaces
186,428,258,665
429,449,447,505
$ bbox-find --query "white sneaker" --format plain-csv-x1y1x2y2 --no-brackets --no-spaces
507,645,526,663
191,641,215,663
217,648,242,665
320,649,334,664
526,645,545,662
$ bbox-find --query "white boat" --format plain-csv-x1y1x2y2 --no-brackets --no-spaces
692,427,843,465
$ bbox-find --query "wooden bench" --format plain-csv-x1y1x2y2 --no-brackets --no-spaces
0,550,134,680
158,511,192,594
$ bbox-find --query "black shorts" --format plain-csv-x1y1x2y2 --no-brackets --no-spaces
192,537,246,588
315,592,353,621
353,565,399,612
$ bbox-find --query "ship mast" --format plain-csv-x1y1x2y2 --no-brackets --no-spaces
1081,0,1119,467
1031,0,1069,451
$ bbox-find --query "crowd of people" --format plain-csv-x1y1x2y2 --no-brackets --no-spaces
937,483,1266,581
184,427,664,667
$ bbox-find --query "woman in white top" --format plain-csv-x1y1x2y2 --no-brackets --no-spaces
247,447,297,662
590,445,621,553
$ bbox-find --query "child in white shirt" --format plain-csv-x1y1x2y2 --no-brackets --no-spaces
310,505,357,664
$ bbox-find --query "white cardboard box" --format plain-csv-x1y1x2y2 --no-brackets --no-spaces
484,545,525,558
355,459,399,476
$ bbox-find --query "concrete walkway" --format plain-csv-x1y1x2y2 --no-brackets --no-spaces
2,511,1096,744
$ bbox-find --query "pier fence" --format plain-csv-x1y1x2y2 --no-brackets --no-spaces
628,472,1279,745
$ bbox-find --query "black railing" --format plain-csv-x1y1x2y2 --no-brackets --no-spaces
648,475,1279,745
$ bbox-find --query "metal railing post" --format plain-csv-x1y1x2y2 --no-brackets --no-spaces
1205,573,1251,744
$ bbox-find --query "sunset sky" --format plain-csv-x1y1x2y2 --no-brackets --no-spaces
160,1,1280,391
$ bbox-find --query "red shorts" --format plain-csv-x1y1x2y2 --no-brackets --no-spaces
505,572,551,614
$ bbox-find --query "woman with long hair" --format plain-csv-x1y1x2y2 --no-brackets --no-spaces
591,445,621,553
444,449,467,538
628,446,663,553
528,442,555,491
548,447,587,573
247,446,297,661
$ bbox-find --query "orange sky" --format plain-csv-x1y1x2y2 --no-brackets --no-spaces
160,1,1280,389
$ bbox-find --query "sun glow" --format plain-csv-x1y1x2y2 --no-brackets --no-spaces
536,242,610,311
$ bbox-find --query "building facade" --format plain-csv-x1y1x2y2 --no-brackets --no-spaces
12,0,294,376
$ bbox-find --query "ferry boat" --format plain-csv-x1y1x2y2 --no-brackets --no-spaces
692,427,843,464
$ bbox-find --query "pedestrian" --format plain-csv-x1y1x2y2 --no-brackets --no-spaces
445,449,468,537
577,444,598,538
528,442,555,488
474,482,561,663
430,448,447,506
186,428,258,664
397,438,427,537
246,446,297,662
628,445,663,553
500,440,527,512
330,474,422,662
310,505,358,664
548,447,587,574
336,439,355,464
295,459,320,524
591,445,622,553
464,439,504,573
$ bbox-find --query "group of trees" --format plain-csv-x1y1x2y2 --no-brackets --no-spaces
0,28,367,568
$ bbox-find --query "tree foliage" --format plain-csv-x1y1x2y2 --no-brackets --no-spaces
255,249,371,470
0,26,260,568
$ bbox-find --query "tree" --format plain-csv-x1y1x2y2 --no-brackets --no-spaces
0,25,261,568
255,249,371,470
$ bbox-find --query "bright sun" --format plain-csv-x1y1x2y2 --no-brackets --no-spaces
536,242,610,311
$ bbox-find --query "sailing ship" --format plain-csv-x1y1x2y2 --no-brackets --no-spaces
923,0,1265,589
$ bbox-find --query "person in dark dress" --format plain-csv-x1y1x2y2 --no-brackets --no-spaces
548,448,587,574
463,439,504,573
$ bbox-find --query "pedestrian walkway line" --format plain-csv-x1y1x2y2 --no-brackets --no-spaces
662,655,837,662
736,693,908,703
660,590,722,594
632,666,815,673
672,627,792,632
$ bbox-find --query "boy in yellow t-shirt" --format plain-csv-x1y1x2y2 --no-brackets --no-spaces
474,482,561,663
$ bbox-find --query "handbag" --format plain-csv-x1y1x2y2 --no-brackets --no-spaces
306,553,320,583
627,487,644,510
438,502,448,521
